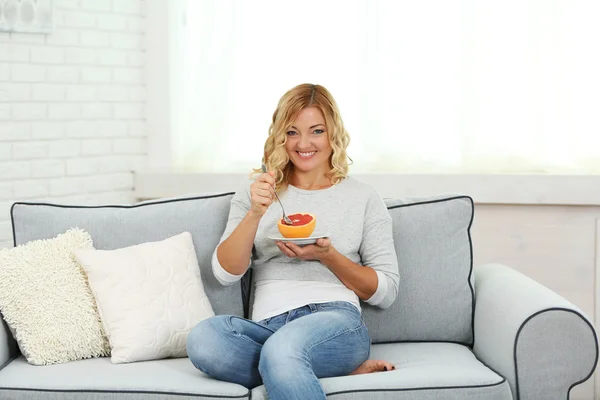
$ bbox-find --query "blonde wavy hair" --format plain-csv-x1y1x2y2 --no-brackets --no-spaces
253,83,352,192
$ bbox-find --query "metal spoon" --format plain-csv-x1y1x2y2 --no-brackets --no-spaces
261,164,293,225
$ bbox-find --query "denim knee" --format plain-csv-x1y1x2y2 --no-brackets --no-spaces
186,316,228,373
258,333,303,379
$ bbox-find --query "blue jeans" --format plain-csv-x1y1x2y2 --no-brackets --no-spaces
186,301,371,400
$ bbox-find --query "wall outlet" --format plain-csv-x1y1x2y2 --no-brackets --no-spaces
0,0,53,34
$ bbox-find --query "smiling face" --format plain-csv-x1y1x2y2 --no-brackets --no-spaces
284,106,333,174
261,84,351,190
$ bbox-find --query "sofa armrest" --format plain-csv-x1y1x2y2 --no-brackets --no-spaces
473,263,598,400
0,315,18,371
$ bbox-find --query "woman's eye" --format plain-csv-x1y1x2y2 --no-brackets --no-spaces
314,129,324,135
286,131,297,136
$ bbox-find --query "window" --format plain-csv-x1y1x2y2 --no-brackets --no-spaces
166,0,600,174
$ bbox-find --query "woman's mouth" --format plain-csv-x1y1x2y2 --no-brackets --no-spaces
297,151,316,159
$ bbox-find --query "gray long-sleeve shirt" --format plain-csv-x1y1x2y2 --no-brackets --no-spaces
215,176,400,310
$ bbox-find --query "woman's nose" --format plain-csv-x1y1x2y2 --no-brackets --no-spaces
298,135,311,149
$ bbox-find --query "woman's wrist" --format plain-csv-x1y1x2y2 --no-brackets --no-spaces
319,247,339,266
246,209,264,222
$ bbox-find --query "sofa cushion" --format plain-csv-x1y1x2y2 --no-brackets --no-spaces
0,228,110,365
74,232,215,364
361,195,474,345
10,194,246,321
251,342,511,400
0,356,249,400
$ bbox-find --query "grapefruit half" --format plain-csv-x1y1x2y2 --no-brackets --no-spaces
277,213,316,238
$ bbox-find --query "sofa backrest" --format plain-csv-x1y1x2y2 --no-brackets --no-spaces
10,193,249,323
242,194,475,346
9,192,474,348
361,195,474,345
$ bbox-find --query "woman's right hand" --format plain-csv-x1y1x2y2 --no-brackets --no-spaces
249,171,276,217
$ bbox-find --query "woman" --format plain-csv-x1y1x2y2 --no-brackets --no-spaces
187,84,400,400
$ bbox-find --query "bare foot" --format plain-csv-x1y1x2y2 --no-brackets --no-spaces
349,359,395,375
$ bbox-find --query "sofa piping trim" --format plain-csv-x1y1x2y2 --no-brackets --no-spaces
10,192,237,248
513,307,599,400
371,339,474,346
386,195,475,348
0,354,18,373
0,387,248,398
326,377,507,397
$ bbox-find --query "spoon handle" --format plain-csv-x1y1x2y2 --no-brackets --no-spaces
261,164,293,225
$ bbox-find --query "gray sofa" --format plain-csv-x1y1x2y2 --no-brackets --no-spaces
0,192,597,400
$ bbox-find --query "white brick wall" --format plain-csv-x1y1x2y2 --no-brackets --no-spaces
0,0,147,248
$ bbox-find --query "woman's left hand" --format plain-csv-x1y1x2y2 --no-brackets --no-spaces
276,237,334,262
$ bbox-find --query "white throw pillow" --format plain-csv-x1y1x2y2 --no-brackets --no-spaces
0,228,110,365
74,231,214,364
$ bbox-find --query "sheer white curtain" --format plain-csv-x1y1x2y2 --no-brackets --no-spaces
169,0,600,173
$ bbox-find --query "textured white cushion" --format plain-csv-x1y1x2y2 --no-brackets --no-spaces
0,228,110,365
74,231,214,364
